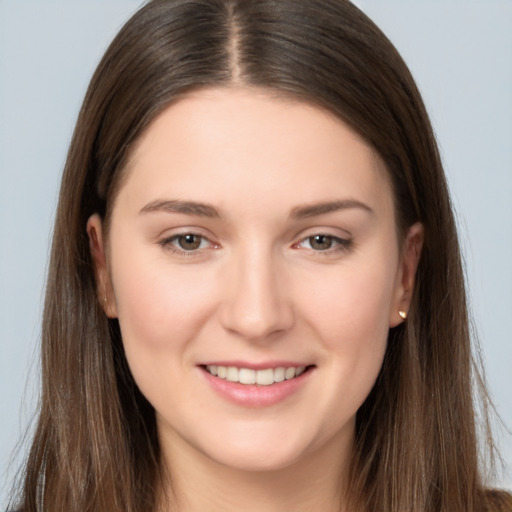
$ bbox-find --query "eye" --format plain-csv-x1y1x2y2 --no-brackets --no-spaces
296,234,352,252
159,233,215,254
175,234,204,251
307,234,335,251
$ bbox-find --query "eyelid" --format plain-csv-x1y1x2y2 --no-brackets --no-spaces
158,229,220,256
293,231,353,253
156,227,352,256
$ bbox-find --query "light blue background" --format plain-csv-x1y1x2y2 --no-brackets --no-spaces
1,0,511,505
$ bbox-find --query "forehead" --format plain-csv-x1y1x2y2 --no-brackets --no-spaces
117,87,393,219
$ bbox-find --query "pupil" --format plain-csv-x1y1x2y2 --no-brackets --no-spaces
179,234,201,250
311,235,332,250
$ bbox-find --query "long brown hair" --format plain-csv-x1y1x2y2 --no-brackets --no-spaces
12,1,511,511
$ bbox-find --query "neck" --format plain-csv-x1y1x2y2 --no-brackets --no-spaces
157,429,353,512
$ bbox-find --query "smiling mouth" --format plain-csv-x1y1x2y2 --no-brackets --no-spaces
203,365,313,386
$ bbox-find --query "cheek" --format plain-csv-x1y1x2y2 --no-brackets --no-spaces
298,257,396,406
108,249,222,414
110,248,217,355
304,260,395,345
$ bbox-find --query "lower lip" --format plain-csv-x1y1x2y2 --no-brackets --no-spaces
200,367,313,408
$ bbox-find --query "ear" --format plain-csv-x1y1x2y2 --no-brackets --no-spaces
86,214,118,318
389,222,424,327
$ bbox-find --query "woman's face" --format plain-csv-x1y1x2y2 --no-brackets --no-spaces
89,88,421,473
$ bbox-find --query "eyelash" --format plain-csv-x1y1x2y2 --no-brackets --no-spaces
158,231,352,257
294,234,352,254
158,233,216,256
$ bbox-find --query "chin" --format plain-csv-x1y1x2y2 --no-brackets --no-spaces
190,420,330,474
205,442,307,473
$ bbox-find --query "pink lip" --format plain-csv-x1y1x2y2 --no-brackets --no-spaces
200,360,310,370
199,364,314,408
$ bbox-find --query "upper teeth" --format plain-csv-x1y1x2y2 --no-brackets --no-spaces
206,365,306,385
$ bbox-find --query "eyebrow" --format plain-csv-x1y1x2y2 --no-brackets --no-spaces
290,199,374,219
139,199,220,218
139,198,373,219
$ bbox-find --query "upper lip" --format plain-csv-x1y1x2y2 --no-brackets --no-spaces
199,361,313,370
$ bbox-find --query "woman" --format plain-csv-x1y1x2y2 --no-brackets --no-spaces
8,0,512,511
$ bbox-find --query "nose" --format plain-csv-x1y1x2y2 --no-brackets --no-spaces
218,244,294,341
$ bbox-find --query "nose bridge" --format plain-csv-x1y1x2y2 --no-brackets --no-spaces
219,240,293,340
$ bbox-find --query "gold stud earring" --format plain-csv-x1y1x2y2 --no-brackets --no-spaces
399,310,407,320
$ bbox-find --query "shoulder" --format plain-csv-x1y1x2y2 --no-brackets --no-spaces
484,489,512,511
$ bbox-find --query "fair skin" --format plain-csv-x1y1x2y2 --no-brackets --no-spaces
88,87,423,512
